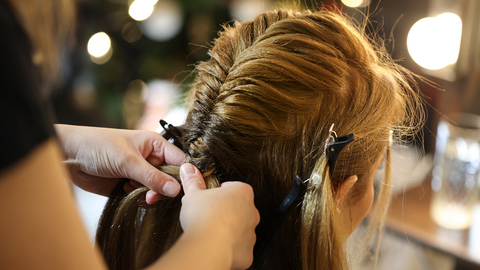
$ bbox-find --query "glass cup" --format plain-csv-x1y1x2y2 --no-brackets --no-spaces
430,113,480,230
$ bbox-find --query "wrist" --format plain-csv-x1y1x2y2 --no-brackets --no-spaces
188,227,234,269
186,223,235,268
54,124,80,161
147,225,234,270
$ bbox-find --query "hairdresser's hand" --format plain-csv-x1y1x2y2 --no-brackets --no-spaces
179,163,260,270
55,124,185,203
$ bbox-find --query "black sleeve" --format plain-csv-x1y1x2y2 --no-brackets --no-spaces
0,0,56,171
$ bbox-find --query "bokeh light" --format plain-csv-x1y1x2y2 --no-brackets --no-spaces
229,0,272,22
341,0,370,8
141,0,183,42
129,0,158,21
121,22,143,43
407,13,462,70
87,32,111,58
137,79,180,130
125,79,148,104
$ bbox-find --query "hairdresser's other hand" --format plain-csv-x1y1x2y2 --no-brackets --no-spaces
55,124,185,202
179,163,260,270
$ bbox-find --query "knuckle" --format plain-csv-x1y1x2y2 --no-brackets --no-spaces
184,177,203,190
189,178,203,186
254,210,261,224
240,184,255,199
144,168,158,185
151,136,163,149
241,253,254,270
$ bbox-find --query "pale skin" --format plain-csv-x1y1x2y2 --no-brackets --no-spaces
148,164,259,270
0,123,378,269
0,127,259,270
335,154,384,234
55,124,183,204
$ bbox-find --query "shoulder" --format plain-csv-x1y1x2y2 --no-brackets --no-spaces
0,138,106,269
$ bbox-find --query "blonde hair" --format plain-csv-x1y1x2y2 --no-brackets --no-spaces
6,0,75,89
97,9,423,270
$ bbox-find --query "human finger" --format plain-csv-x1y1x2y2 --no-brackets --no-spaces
145,190,164,205
146,132,186,166
180,163,206,194
126,156,181,197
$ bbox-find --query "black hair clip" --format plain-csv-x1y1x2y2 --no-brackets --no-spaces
253,124,355,262
325,124,355,178
253,175,308,261
159,119,184,151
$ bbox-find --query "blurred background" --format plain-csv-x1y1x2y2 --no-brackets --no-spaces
64,0,480,269
55,0,480,153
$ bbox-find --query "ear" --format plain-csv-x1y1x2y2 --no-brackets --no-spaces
335,175,358,209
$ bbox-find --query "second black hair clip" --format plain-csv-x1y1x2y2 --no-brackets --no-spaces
253,124,355,262
326,124,356,177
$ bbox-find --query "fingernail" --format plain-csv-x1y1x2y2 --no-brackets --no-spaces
162,181,180,197
180,163,196,180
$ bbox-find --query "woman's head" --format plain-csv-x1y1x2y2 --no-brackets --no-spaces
184,8,413,194
97,8,423,270
180,8,419,266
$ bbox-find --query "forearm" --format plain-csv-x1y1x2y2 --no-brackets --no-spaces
146,226,233,270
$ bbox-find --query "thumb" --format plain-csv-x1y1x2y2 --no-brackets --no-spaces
128,155,181,197
180,163,206,194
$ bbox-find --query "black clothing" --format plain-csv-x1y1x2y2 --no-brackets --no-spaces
0,0,55,171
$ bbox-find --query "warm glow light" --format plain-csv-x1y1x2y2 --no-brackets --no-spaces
87,32,111,58
407,13,462,70
141,0,183,42
129,0,158,21
90,47,112,65
341,0,363,8
229,0,271,22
